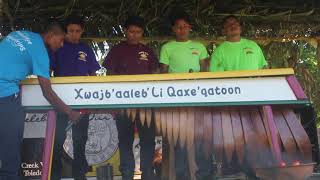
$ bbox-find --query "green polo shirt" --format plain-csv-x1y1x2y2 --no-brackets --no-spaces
160,40,208,73
210,38,267,72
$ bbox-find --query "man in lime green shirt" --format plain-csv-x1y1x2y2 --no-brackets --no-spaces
160,11,212,180
210,15,267,72
160,15,208,73
210,15,267,178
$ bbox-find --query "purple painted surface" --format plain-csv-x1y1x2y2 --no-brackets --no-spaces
41,111,56,180
262,105,282,164
286,75,307,100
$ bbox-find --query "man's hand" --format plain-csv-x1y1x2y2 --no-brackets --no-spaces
160,64,169,73
200,58,209,72
38,76,82,121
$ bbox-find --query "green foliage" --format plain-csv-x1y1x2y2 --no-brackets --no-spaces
263,40,320,124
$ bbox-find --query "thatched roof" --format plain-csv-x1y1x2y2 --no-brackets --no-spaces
1,0,320,38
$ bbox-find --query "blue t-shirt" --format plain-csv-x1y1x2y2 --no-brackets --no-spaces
50,41,100,77
0,31,50,97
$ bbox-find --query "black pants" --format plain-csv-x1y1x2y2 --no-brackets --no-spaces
174,144,189,180
0,94,25,180
174,139,213,180
195,147,214,180
116,110,155,180
51,113,89,180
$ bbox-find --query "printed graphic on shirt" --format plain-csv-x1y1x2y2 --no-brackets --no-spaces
243,47,254,54
16,31,32,45
78,51,88,61
138,51,149,61
6,32,33,52
190,47,200,55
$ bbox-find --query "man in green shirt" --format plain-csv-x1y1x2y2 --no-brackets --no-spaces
210,15,267,178
210,15,267,72
160,11,212,180
160,15,208,73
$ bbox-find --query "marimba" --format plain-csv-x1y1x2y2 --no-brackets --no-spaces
21,68,318,180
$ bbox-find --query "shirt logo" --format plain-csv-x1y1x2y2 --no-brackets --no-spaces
192,50,200,55
78,51,88,61
189,47,200,55
138,51,149,61
244,47,254,54
6,32,33,52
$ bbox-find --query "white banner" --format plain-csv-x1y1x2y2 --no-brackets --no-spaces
24,113,47,138
21,77,296,107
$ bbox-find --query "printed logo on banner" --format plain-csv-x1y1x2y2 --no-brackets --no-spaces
64,113,118,165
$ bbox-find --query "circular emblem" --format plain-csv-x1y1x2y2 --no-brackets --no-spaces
63,113,118,165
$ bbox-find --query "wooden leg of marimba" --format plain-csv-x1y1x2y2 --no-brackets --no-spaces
187,107,197,180
146,108,152,128
230,107,245,165
179,108,187,149
282,109,312,163
172,108,180,147
161,108,167,139
273,110,298,163
240,109,260,168
262,106,282,164
195,108,204,152
212,108,223,174
250,108,274,167
166,110,173,146
126,108,130,118
167,110,176,180
131,108,137,122
155,110,161,135
221,108,235,164
203,108,213,160
140,108,146,126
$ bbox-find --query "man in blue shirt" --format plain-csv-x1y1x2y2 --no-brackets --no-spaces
0,23,82,180
50,16,100,180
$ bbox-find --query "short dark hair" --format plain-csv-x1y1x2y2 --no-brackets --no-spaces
170,10,191,26
43,21,65,35
65,15,85,28
124,16,145,29
222,15,240,26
